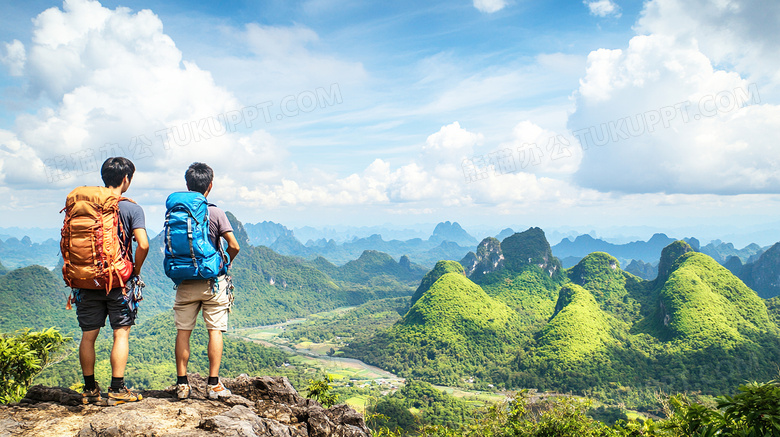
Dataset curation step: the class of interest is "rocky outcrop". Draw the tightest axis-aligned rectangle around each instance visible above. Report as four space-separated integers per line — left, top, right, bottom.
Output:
501 228 561 277
655 240 693 284
460 237 504 279
0 374 370 437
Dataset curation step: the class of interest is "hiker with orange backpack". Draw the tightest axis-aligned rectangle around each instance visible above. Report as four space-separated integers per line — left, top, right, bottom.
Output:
60 157 149 405
163 162 240 400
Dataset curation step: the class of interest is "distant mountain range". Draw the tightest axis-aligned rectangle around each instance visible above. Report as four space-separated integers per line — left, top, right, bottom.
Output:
0 236 60 270
552 233 769 276
244 220 480 267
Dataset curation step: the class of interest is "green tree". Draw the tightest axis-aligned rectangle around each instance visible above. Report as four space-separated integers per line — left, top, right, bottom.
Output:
0 328 69 403
306 375 338 407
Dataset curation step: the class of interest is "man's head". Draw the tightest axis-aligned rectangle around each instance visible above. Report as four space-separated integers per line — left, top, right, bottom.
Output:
185 162 214 195
101 157 135 190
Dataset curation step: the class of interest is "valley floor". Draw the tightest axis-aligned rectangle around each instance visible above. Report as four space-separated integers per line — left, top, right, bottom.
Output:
228 307 507 412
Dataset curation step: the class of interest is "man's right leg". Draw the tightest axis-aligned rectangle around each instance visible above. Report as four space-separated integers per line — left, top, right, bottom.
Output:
79 329 100 376
75 288 107 404
79 329 101 403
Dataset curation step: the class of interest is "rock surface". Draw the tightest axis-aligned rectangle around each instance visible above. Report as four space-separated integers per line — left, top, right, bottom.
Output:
0 374 370 437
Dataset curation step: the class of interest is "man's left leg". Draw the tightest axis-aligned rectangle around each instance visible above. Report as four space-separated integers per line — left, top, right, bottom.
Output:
106 289 142 404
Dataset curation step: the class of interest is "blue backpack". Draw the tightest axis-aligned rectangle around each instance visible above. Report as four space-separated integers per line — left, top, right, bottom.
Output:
163 192 229 283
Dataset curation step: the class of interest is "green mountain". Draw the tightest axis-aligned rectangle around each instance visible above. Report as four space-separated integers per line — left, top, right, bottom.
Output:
228 245 344 327
471 229 566 328
528 284 620 379
0 265 78 335
638 247 775 348
0 259 7 275
328 250 427 285
410 260 465 306
567 252 646 323
347 271 524 385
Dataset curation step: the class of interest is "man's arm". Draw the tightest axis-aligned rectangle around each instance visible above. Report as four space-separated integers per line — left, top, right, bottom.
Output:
221 231 240 263
133 228 149 276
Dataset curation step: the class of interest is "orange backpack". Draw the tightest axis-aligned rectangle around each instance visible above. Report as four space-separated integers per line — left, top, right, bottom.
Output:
60 187 134 299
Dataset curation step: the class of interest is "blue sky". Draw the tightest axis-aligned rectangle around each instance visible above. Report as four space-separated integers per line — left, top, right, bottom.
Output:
1 0 779 244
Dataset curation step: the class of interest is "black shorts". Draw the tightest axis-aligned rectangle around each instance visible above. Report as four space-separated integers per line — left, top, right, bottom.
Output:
74 288 136 331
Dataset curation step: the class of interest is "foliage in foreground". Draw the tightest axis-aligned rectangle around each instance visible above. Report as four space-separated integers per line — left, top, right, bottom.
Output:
368 379 780 437
306 375 338 407
0 328 69 403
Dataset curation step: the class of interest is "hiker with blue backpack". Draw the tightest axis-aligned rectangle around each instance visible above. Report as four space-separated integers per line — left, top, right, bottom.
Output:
163 162 240 400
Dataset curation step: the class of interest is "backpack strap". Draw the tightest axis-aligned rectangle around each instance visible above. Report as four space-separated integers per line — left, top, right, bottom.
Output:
206 203 231 271
186 214 197 269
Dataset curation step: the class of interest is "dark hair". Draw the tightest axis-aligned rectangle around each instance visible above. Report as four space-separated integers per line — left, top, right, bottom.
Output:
101 157 135 188
185 162 214 194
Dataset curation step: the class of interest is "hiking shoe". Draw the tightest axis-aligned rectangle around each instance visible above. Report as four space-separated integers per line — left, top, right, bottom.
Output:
177 383 191 400
82 383 102 404
107 386 143 405
207 381 232 399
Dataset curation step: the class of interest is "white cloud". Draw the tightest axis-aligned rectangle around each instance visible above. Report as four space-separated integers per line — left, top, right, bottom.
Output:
0 130 48 188
4 0 290 195
569 34 780 194
421 121 483 163
636 0 780 84
1 40 25 76
473 0 507 14
585 0 621 17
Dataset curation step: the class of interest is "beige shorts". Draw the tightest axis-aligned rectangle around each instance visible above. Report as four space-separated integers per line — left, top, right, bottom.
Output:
173 275 230 331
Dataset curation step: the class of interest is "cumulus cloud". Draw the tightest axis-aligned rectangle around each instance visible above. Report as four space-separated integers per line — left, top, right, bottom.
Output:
473 0 507 14
636 0 780 83
0 130 48 187
569 34 779 194
3 0 290 197
585 0 621 18
421 121 483 163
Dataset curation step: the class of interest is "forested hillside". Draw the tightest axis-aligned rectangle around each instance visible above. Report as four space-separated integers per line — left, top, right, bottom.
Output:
0 265 78 335
346 229 780 409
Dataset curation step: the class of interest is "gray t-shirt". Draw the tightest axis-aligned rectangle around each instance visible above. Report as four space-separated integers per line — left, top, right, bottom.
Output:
118 199 145 253
208 205 233 250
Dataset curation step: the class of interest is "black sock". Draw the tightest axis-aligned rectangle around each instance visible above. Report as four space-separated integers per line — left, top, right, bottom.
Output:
207 376 219 386
83 374 96 391
110 377 124 391
177 375 189 385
